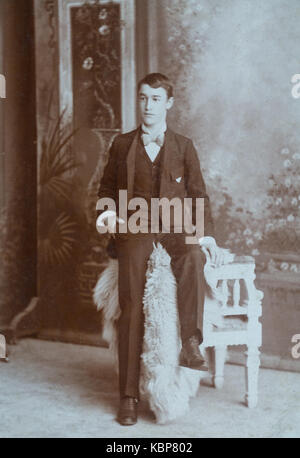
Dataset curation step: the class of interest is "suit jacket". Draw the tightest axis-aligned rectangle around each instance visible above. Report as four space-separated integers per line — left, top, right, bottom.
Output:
97 127 214 238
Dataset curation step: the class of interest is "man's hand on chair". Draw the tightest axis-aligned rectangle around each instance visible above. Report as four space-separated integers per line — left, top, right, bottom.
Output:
199 236 225 267
96 210 125 237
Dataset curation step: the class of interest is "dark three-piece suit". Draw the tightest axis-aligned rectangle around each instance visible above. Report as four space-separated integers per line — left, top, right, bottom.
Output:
97 127 214 399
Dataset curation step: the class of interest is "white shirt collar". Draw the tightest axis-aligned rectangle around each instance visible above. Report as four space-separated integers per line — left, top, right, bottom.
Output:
141 121 167 137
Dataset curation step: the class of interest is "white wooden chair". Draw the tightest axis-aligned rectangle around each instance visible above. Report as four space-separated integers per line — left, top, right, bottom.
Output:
201 255 263 408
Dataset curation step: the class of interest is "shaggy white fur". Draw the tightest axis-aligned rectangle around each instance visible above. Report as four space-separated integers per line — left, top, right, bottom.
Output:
93 259 120 367
93 243 225 423
140 243 202 423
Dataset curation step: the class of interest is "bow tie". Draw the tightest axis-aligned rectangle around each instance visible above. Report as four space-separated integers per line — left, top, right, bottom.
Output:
141 132 165 147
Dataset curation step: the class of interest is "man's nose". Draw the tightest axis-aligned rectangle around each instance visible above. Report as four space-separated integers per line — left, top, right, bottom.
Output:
145 98 152 110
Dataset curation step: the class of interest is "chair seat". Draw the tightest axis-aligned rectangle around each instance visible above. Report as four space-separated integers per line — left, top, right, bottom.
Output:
213 316 248 331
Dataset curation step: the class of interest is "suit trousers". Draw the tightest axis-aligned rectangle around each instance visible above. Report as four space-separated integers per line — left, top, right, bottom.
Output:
115 232 206 399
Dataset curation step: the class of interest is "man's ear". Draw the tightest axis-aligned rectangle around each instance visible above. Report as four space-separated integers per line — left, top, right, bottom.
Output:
166 97 174 110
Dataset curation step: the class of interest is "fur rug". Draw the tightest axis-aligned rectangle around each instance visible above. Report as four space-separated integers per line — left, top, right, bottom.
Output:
93 243 225 424
93 258 120 368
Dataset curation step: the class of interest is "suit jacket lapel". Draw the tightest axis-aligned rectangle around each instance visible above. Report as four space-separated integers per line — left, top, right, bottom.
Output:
159 127 182 198
126 128 140 201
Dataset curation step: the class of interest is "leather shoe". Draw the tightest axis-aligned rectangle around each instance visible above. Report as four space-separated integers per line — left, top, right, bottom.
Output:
117 396 138 426
180 335 208 371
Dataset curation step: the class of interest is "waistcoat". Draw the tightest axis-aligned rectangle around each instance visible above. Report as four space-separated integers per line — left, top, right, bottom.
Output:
130 137 165 232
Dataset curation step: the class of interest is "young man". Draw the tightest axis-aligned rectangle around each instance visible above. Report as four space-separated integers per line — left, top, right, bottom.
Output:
97 73 223 426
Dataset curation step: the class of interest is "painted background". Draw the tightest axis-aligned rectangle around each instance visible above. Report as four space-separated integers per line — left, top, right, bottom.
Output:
156 0 300 257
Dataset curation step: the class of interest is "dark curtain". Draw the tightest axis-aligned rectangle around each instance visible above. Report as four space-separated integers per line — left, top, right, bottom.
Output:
0 0 37 327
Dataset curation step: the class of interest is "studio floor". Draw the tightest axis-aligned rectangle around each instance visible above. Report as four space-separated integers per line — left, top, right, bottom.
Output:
0 338 299 438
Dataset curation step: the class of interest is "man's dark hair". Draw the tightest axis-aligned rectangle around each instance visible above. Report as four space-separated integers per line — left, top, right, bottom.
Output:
137 73 174 99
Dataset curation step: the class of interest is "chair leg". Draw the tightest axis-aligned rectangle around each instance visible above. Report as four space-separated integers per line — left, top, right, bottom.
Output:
213 346 227 389
244 346 260 408
200 345 214 385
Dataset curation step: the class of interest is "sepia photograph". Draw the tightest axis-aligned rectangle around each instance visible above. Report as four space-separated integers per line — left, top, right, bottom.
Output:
0 0 299 441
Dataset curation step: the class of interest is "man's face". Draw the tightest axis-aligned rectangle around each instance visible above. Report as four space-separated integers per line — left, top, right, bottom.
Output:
138 84 174 127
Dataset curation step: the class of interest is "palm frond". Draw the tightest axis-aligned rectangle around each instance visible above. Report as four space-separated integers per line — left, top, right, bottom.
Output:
52 128 79 159
42 177 72 202
39 110 80 203
46 108 68 158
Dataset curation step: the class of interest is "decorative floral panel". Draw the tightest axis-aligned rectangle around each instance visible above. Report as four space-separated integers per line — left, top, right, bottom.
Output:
71 3 121 130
